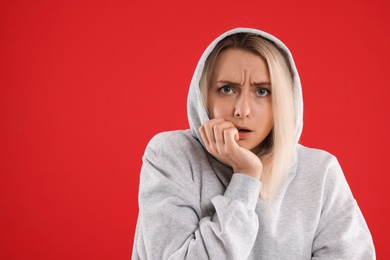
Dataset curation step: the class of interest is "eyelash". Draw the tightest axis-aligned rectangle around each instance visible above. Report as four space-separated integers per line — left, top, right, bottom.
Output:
256 88 271 97
218 85 271 97
219 85 234 95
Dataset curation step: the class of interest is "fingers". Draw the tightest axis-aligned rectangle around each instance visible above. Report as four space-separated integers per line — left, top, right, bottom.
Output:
199 118 224 153
224 127 240 154
213 121 236 154
199 119 262 178
199 125 208 146
199 119 238 155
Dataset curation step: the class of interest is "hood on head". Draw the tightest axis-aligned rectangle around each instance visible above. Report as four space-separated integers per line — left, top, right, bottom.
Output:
187 27 303 149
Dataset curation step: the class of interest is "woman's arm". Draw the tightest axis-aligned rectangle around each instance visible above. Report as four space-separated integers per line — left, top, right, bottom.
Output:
311 158 376 259
132 132 261 260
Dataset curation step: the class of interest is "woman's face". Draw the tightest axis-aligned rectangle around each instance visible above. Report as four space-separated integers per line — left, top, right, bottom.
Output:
207 48 273 153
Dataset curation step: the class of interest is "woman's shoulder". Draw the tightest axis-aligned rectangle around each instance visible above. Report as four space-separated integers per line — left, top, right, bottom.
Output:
148 129 198 145
295 144 344 181
296 143 338 166
146 129 202 151
292 144 356 211
144 129 206 162
141 129 211 189
295 144 347 187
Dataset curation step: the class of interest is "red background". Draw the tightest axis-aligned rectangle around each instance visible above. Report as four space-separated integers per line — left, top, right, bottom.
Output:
1 0 389 259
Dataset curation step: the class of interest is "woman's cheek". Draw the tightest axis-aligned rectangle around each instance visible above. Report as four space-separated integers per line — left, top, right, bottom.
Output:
210 106 229 119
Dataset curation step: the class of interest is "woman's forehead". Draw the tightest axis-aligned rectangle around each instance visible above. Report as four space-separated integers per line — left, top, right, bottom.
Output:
212 49 269 82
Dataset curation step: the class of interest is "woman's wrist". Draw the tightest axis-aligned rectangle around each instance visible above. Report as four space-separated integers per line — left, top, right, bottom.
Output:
233 165 262 180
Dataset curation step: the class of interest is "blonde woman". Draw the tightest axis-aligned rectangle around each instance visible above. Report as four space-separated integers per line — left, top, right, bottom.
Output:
132 28 375 259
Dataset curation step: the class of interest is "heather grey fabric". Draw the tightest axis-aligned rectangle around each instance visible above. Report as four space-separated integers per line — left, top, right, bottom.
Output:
132 28 375 260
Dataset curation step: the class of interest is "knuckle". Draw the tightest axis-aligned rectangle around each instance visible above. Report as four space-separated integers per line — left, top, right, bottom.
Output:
225 121 234 127
225 127 234 135
222 121 231 128
213 125 221 133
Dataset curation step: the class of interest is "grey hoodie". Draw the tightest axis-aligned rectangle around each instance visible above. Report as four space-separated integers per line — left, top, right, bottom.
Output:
132 28 375 259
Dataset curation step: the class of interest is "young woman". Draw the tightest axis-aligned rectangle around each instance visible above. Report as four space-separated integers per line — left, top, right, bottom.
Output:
132 28 375 259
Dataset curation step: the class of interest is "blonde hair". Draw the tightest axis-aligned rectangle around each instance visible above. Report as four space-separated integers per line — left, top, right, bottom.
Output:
200 33 296 200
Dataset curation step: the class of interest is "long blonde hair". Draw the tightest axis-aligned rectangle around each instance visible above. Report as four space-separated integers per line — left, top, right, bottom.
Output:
200 33 296 200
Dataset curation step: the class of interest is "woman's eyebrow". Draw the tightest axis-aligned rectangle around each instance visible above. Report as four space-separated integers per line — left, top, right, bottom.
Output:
216 80 240 85
216 80 271 86
253 82 271 86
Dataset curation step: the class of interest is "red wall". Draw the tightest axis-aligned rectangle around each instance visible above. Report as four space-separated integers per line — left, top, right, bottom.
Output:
1 0 389 259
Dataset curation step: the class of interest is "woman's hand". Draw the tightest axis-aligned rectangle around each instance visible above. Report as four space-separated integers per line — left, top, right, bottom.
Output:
199 118 263 180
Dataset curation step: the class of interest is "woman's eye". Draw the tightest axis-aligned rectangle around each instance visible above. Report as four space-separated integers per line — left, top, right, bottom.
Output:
256 88 270 97
219 86 234 95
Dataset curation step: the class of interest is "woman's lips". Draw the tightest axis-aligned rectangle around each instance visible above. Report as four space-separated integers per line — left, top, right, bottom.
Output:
237 129 253 139
233 125 253 139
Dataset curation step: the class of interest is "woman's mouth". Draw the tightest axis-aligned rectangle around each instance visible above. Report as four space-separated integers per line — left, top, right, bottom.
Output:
237 127 253 139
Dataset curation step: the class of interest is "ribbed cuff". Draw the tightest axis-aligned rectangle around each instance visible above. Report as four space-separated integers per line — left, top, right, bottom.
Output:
224 173 261 210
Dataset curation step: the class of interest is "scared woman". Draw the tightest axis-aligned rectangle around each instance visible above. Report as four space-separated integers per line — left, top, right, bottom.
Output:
132 28 375 259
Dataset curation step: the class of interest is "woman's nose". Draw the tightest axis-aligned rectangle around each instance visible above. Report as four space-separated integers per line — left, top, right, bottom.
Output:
234 92 251 118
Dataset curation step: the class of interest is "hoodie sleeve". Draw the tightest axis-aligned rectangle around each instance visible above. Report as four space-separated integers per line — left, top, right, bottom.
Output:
311 157 376 259
132 132 261 260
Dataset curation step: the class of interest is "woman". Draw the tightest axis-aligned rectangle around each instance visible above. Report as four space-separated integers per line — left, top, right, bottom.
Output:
132 28 375 259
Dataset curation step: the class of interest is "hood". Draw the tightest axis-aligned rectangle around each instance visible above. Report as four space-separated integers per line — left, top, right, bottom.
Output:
187 27 303 148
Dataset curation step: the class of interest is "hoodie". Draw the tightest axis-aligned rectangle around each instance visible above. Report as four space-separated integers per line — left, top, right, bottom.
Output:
132 28 375 260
